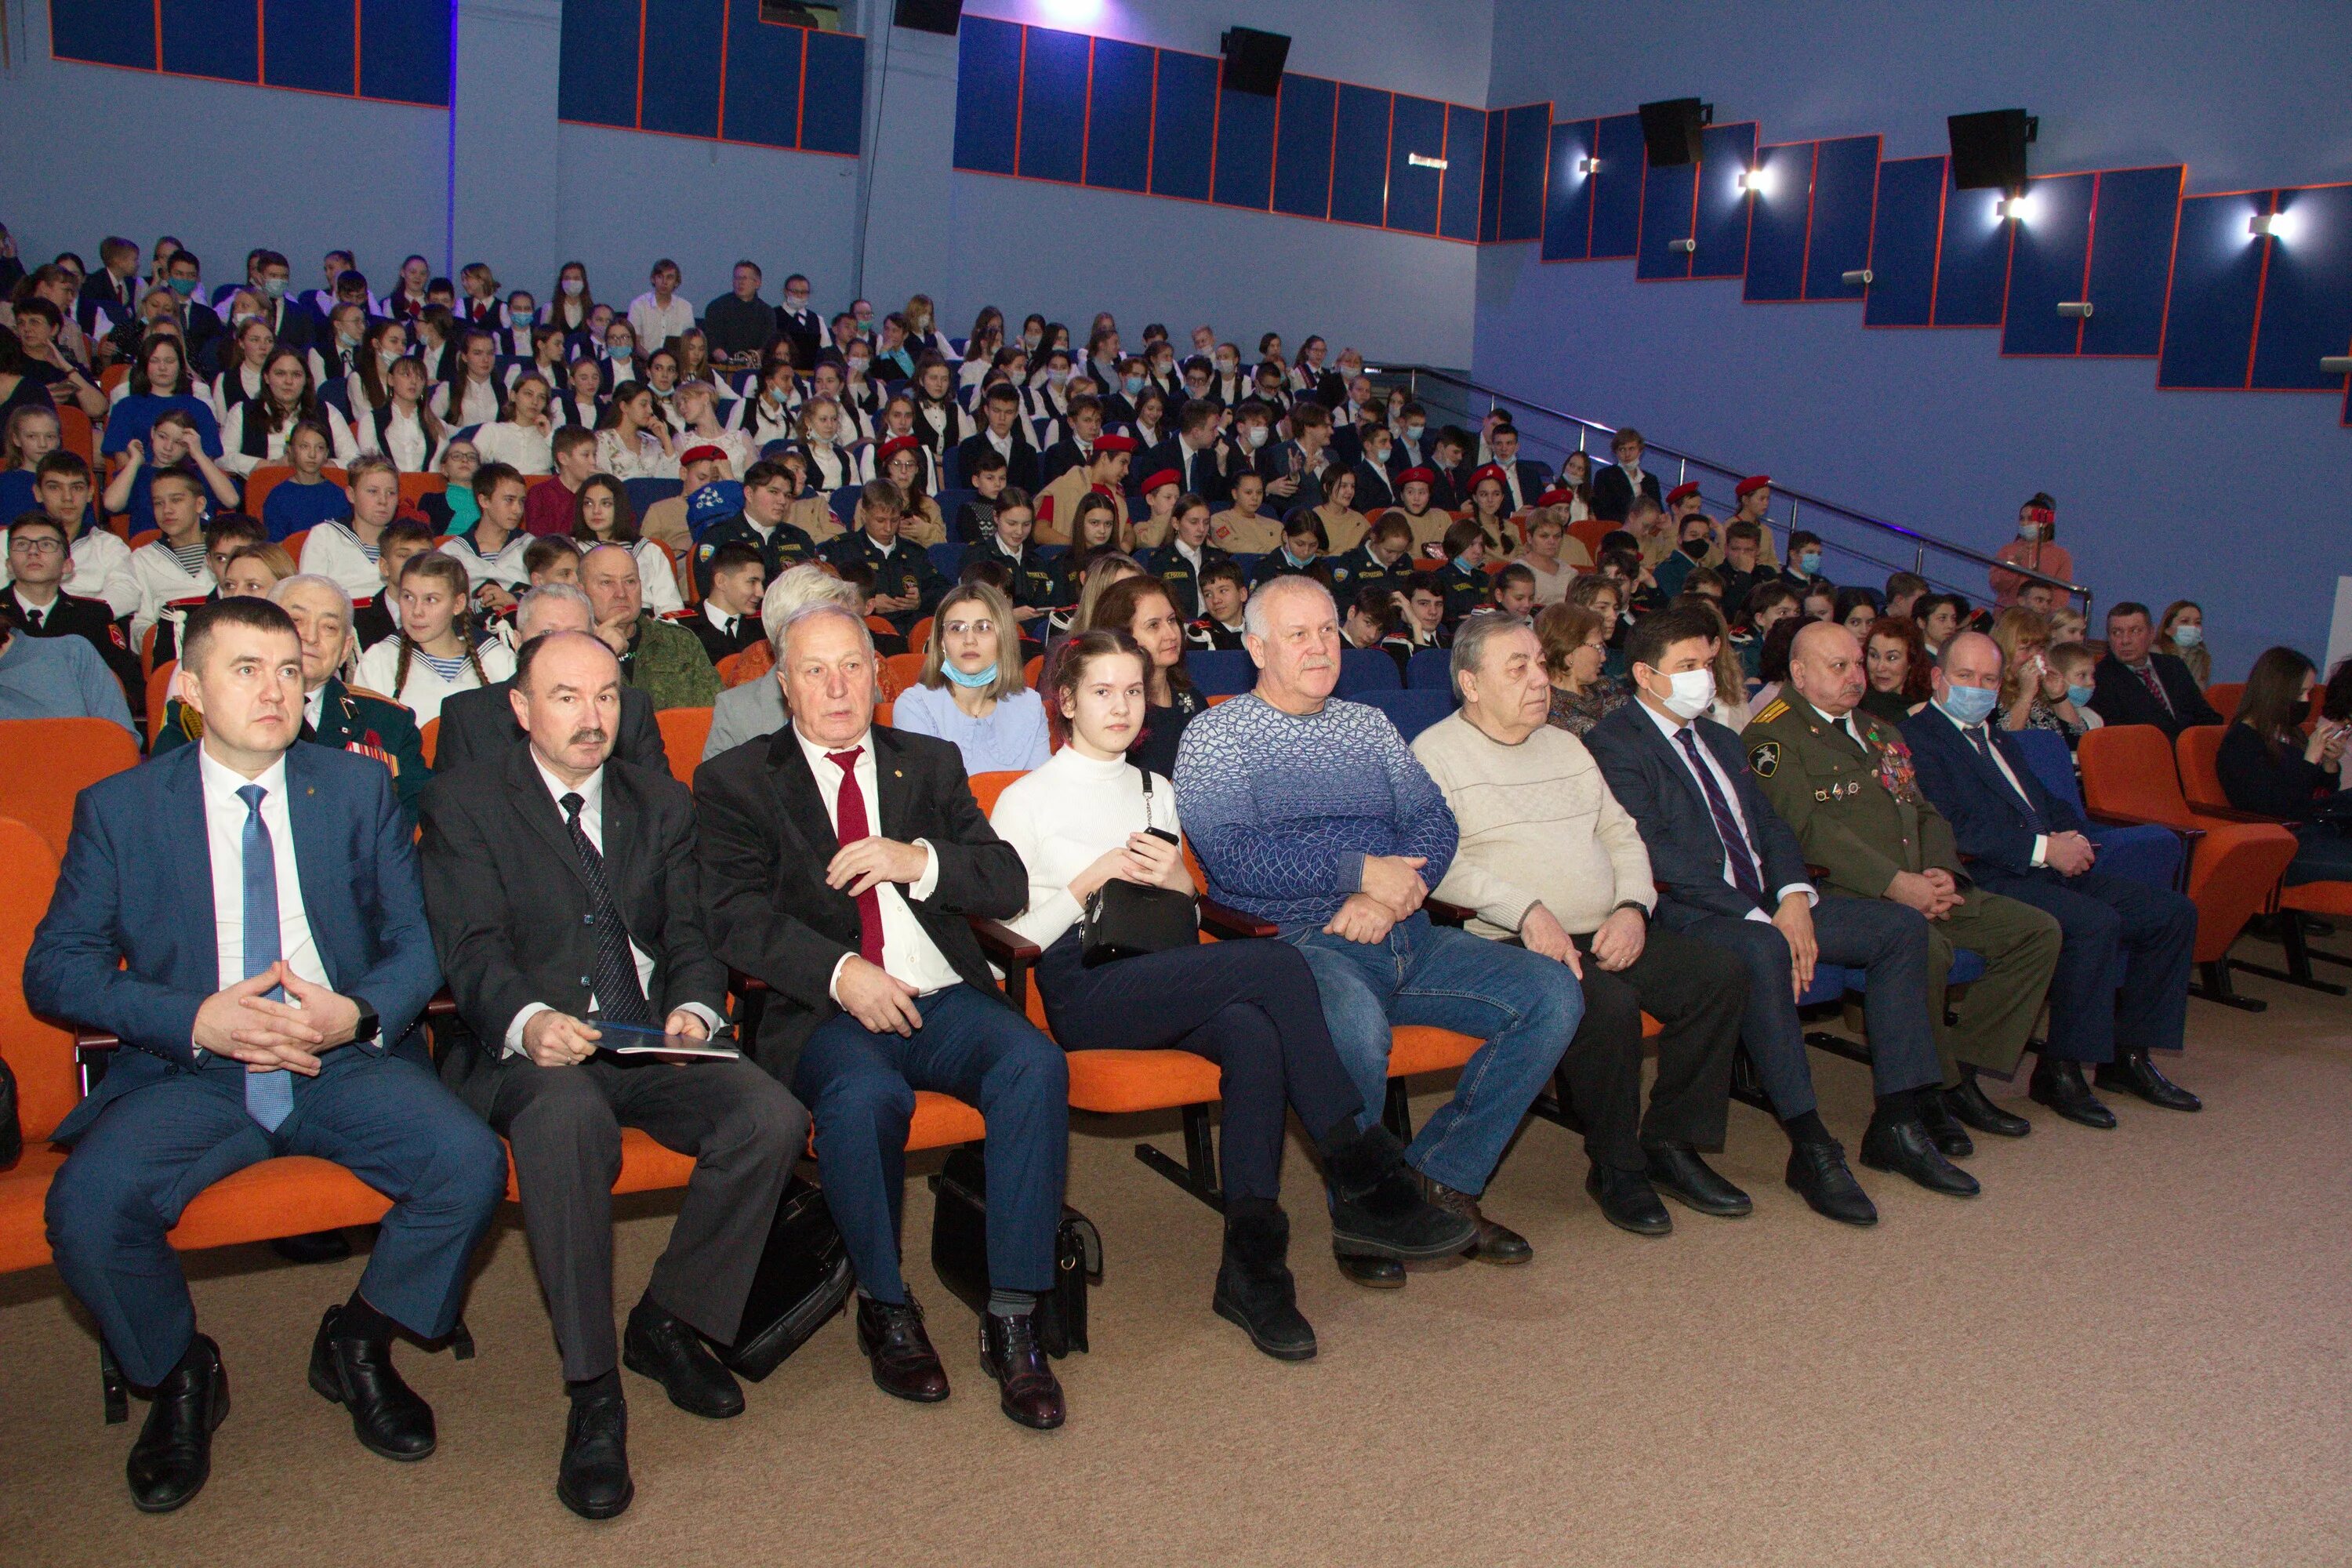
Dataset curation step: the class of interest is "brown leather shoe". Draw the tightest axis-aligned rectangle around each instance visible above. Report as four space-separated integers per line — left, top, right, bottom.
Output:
1417 1175 1533 1264
855 1294 949 1404
978 1311 1065 1431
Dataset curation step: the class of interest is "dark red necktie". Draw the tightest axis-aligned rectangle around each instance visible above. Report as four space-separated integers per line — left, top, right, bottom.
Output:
826 748 887 968
2136 662 2174 716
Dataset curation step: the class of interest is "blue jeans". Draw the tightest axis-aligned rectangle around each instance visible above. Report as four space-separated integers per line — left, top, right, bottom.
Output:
1283 913 1601 1194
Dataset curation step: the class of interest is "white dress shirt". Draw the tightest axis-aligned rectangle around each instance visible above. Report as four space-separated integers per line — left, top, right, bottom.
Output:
794 725 960 1000
504 757 724 1054
200 747 328 1004
1639 700 1813 920
1929 701 2050 867
627 292 697 351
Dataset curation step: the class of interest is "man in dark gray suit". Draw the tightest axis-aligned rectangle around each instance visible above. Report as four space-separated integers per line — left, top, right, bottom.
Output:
419 630 807 1522
432 585 664 774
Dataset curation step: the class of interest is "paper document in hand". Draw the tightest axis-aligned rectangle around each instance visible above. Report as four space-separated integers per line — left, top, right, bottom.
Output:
593 1021 743 1062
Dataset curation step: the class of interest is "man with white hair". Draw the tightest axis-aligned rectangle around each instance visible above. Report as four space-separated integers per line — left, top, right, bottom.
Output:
702 563 858 760
695 599 1072 1432
433 583 664 774
1176 575 1630 1280
579 542 720 711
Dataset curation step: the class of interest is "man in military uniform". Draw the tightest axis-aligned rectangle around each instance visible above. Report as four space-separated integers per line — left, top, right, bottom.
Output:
691 459 820 595
155 573 427 825
1744 622 2061 1140
820 479 947 638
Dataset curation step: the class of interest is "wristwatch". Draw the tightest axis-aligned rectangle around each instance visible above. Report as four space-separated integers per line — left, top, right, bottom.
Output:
350 1000 380 1045
1610 900 1650 922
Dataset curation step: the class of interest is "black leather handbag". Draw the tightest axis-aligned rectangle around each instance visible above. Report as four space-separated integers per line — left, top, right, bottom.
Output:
1077 770 1198 967
928 1146 1102 1357
719 1174 855 1381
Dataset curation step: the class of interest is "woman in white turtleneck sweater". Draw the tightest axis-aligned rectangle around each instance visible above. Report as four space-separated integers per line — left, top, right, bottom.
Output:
985 628 1472 1360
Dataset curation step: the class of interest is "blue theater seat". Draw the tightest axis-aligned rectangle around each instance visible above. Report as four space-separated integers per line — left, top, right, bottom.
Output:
1187 649 1254 696
1335 648 1403 696
1406 648 1454 692
1355 688 1454 742
2008 728 2184 890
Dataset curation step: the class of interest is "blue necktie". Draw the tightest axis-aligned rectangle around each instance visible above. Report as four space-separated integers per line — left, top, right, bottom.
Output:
238 784 294 1131
1967 724 2042 824
1676 727 1770 909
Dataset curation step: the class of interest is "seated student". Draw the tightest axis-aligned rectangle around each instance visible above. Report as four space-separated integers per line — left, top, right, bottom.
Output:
1185 559 1250 652
1382 466 1451 560
351 520 437 650
2091 601 2222 739
0 588 136 734
891 583 1050 774
1052 495 1127 602
1169 396 1231 507
472 368 556 477
433 334 503 443
1775 528 1827 595
1083 574 1203 779
1905 631 2202 1120
298 453 404 610
2027 639 2104 747
1882 570 1929 623
1490 562 1538 620
687 542 768 665
1479 420 1549 514
1514 506 1584 605
731 349 804 450
28 597 505 1514
126 468 226 654
105 408 241 540
691 457 822 594
1340 582 1415 682
1652 508 1721 602
1326 510 1416 606
259 419 354 541
1037 431 1134 549
2218 647 2352 884
1249 512 1328 588
1705 519 1762 622
1417 612 1748 1229
1039 393 1108 488
1127 466 1183 553
956 381 1044 495
219 348 359 478
1177 576 1628 1276
1350 419 1397 514
952 445 1012 542
1208 470 1281 556
967 488 1055 638
1432 520 1492 630
552 354 609 433
1 406 63 524
421 628 807 1520
355 356 447 474
102 333 223 459
822 478 946 639
354 551 517 726
993 627 1472 1356
873 436 949 548
441 461 533 615
572 474 684 616
525 426 598 537
695 599 1076 1430
1145 492 1229 620
1265 400 1337 514
795 396 872 499
9 452 136 621
2 511 143 706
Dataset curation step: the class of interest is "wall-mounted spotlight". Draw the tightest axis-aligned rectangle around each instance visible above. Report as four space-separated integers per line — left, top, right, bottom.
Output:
2322 355 2352 376
1998 192 2033 223
2056 301 2094 318
1842 269 1874 288
1669 238 1697 253
2249 211 2297 242
1578 157 1601 176
1736 167 1771 196
1407 153 1449 170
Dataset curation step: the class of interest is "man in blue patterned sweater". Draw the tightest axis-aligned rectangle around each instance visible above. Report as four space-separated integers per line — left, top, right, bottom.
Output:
1175 575 1653 1285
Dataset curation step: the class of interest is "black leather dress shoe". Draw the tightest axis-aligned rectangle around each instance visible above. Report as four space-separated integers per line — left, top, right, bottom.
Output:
1332 1251 1406 1288
1420 1175 1534 1262
557 1393 633 1520
308 1306 435 1461
978 1311 1065 1431
1858 1117 1982 1197
856 1295 949 1403
1584 1164 1672 1236
1915 1092 1975 1159
1944 1070 2032 1138
127 1335 228 1514
2096 1051 2202 1112
269 1229 352 1265
2031 1059 2118 1129
1784 1142 1878 1227
1644 1143 1753 1218
1322 1127 1481 1261
622 1299 744 1419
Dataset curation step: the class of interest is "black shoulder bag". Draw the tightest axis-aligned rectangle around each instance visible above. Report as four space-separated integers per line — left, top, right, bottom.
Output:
1077 770 1198 967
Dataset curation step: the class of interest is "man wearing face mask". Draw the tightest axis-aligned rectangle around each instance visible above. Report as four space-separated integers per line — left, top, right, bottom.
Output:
775 273 821 371
1744 622 2061 1151
1903 633 2201 1125
1653 513 1720 601
1989 493 2074 608
1777 529 1827 592
1586 607 1961 1225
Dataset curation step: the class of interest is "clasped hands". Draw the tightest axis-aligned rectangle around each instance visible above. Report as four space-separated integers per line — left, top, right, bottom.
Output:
1323 854 1428 945
191 963 361 1076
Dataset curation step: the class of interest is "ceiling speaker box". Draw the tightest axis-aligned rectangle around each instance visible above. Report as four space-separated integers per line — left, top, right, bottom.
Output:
1220 27 1290 97
1947 108 2037 191
894 0 963 36
1638 97 1708 167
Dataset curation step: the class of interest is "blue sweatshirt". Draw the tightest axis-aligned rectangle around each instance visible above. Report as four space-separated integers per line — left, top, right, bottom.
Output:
1173 691 1457 930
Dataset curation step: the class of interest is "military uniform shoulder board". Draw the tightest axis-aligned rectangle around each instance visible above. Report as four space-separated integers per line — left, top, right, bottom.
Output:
1748 739 1780 777
1754 699 1789 725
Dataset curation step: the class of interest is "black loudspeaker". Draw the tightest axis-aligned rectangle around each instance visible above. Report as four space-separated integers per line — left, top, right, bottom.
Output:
894 0 963 35
1220 27 1290 97
1638 97 1709 167
1947 108 2037 191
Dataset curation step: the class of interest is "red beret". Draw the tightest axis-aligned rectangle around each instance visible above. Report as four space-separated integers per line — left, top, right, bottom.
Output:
1094 433 1138 454
1665 481 1700 504
679 444 728 468
1138 467 1181 494
1468 463 1509 491
877 435 922 461
1734 474 1771 499
1397 466 1437 487
2024 504 2055 524
1536 485 1576 507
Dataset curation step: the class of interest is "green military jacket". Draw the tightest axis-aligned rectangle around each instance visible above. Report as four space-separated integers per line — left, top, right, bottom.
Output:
154 676 429 822
1740 688 1960 902
622 613 721 711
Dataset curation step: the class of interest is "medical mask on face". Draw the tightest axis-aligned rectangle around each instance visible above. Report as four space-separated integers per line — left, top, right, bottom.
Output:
169 278 197 298
562 278 585 296
1047 367 1069 387
1658 667 1716 721
1023 332 1042 350
262 278 288 299
1681 539 1709 561
609 341 632 360
1246 425 1269 449
1404 423 1425 441
1940 683 2001 728
1798 550 1821 575
1366 445 1389 466
2018 522 2042 540
1123 375 1145 395
943 660 1000 690
2065 682 2095 709
1216 358 1237 375
2171 624 2202 648
786 292 810 310
338 330 361 349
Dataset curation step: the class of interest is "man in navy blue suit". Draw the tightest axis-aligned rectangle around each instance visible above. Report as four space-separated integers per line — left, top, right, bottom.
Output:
1904 631 2202 1126
28 597 506 1515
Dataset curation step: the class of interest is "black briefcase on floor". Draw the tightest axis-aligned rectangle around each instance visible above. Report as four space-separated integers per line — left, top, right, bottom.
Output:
927 1146 1102 1358
720 1174 856 1381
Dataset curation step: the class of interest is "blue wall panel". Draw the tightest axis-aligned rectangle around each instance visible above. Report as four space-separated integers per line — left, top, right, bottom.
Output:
1636 161 1697 280
358 0 447 105
1690 121 1755 278
1494 103 1549 243
2158 191 2270 389
952 16 1021 172
1384 95 1444 234
162 0 258 82
1541 118 1595 261
2079 165 2180 356
1588 114 1646 259
2251 183 2352 390
638 0 724 138
53 0 155 69
1083 37 1153 193
265 0 354 95
1477 103 1506 241
721 0 804 149
1015 27 1087 183
1272 74 1336 219
1933 183 2010 327
1328 83 1389 227
1148 49 1215 201
1743 141 1813 301
1211 77 1275 210
1439 104 1485 243
558 0 638 126
1803 135 1878 300
796 28 860 154
1864 154 1944 326
2002 172 2095 354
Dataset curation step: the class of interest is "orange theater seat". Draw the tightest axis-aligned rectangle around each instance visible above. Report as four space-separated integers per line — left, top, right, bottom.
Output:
241 464 296 517
880 651 927 699
725 641 775 687
419 716 441 768
1063 1048 1224 1114
2174 725 2229 811
2205 683 2245 724
1023 653 1044 688
1388 1025 1483 1077
909 615 935 654
655 706 713 784
0 719 141 856
56 406 96 464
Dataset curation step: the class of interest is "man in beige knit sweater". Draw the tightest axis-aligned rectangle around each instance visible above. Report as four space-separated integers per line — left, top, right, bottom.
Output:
1414 612 1753 1229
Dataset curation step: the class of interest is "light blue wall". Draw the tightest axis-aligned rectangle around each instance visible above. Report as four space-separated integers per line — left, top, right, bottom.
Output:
1472 0 2352 682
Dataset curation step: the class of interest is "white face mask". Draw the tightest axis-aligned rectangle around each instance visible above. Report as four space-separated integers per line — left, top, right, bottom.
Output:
2019 522 2042 540
1245 425 1269 448
561 278 584 296
1657 666 1716 721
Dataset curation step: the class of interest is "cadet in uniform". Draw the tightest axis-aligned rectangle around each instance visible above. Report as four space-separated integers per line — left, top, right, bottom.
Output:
1325 512 1416 607
1142 494 1229 620
820 478 948 637
691 458 820 594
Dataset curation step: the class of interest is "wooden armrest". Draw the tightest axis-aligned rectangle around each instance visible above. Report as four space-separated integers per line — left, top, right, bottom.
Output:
968 917 1042 965
1200 898 1278 940
728 969 773 996
1424 897 1474 927
76 991 459 1053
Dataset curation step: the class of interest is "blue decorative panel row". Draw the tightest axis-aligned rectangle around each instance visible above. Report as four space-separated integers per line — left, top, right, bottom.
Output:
53 0 448 105
1494 103 1551 243
2250 183 2352 391
1863 155 1945 325
1213 75 1277 210
2002 172 2096 355
1385 95 1444 234
266 0 355 96
641 0 726 141
1804 136 1879 300
1542 118 1598 260
1272 74 1337 219
2158 192 2270 388
1589 114 1647 258
1743 142 1815 302
722 0 806 151
1691 122 1758 279
2080 166 2181 356
163 0 256 84
557 2 862 155
1149 49 1217 202
1329 83 1389 227
1636 158 1697 281
1083 38 1152 194
1934 183 2011 327
1017 26 1087 183
952 15 1020 175
1442 104 1486 243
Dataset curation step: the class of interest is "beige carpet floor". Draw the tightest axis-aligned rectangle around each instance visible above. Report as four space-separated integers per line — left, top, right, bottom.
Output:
5 953 2349 1568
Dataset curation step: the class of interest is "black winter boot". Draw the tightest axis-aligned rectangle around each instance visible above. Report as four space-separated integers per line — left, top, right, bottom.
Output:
1211 1202 1316 1360
1319 1120 1479 1261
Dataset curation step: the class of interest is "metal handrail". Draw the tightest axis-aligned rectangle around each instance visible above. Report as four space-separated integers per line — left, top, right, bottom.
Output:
1374 364 2092 615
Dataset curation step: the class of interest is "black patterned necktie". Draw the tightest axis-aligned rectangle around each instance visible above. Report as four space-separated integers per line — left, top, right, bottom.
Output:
1676 726 1770 909
561 792 652 1025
